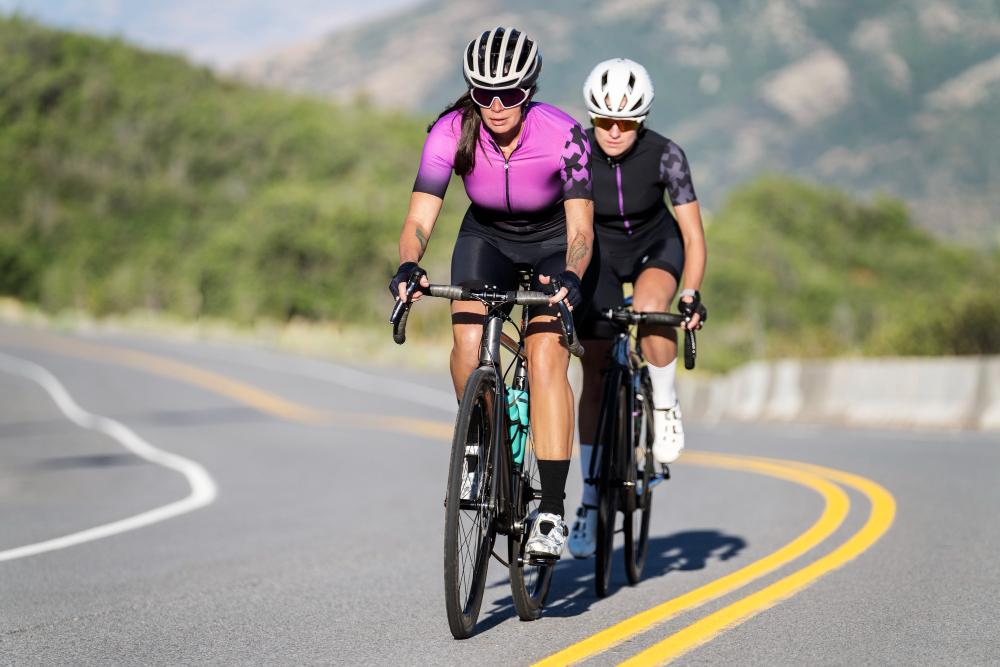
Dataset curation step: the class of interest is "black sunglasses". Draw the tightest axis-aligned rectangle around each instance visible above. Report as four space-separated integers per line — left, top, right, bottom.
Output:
470 86 530 109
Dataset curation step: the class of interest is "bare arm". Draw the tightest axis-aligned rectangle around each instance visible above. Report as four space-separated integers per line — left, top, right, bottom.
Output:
674 200 707 327
564 198 595 277
396 191 443 300
542 197 594 306
399 191 444 264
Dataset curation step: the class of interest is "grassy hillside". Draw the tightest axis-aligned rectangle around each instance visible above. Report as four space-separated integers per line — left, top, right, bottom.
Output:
0 16 463 331
2 17 997 370
700 177 1000 369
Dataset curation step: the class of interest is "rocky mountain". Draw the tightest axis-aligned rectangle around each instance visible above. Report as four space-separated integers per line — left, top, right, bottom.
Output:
238 0 1000 245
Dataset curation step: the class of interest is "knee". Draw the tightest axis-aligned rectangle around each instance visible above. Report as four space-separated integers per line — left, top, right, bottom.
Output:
526 334 568 377
452 327 480 362
632 294 670 313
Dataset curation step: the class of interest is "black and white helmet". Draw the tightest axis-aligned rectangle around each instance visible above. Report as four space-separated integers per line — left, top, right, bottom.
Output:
583 58 655 122
463 27 542 90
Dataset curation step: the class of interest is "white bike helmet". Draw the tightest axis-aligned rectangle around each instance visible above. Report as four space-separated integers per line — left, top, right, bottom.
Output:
583 58 655 122
463 27 542 90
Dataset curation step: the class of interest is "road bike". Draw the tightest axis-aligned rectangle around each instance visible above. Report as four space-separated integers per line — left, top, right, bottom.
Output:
589 300 698 597
390 268 583 638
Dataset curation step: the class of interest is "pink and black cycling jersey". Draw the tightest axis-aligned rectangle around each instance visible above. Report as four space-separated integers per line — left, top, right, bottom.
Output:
413 102 591 239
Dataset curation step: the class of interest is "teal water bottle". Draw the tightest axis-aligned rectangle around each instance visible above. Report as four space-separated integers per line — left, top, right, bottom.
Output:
507 386 529 465
507 361 529 465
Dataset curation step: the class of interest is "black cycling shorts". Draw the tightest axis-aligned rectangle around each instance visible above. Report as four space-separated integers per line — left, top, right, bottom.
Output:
577 220 685 340
450 206 567 316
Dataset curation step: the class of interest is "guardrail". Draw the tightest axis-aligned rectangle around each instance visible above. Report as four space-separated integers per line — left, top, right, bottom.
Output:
676 356 1000 431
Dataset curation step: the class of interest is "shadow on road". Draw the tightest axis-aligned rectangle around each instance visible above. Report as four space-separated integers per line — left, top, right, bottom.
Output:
478 529 747 629
37 453 144 469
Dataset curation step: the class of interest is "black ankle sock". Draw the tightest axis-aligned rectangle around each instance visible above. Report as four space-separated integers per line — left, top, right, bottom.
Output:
537 458 570 519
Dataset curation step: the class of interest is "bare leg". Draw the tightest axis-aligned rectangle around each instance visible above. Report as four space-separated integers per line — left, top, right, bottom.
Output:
449 300 487 399
633 268 678 367
524 314 573 460
634 268 685 462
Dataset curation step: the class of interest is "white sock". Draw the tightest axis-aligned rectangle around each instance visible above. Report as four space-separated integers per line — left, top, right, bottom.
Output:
578 444 599 506
647 359 678 409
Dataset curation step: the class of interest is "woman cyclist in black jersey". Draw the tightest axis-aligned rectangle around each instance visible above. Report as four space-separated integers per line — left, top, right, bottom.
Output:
568 58 707 559
390 28 595 559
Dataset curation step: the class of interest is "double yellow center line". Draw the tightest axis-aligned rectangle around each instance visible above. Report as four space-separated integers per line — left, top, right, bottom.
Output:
538 453 895 665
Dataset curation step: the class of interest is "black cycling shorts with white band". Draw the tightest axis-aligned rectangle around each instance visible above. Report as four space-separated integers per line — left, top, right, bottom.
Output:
450 207 568 318
577 220 685 340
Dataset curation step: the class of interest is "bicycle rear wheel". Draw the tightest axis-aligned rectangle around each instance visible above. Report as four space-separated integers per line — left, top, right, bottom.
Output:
444 368 499 639
624 369 654 585
508 434 555 620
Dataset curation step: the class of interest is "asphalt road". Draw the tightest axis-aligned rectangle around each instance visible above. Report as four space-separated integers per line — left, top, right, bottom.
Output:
1 322 998 665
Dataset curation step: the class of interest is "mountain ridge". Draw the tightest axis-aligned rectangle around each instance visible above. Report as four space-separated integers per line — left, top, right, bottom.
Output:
238 0 1000 245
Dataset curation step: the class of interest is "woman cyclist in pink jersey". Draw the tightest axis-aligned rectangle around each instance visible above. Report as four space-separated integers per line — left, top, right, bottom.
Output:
568 59 708 559
390 27 594 558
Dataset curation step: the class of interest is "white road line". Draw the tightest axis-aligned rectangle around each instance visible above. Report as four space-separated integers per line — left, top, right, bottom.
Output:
0 352 218 562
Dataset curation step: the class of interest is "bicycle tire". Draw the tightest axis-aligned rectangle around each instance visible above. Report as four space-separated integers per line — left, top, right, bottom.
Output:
443 367 499 639
624 369 654 585
594 370 624 598
508 435 555 620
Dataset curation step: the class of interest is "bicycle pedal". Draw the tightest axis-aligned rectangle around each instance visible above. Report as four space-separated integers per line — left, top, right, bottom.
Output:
522 554 559 566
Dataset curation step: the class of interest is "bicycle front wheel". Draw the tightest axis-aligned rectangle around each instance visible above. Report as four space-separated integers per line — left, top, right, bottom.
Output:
444 367 499 639
509 434 555 620
624 369 654 585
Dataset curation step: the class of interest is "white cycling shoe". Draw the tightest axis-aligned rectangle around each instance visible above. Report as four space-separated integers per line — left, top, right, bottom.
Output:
652 402 685 463
525 512 568 559
568 504 598 559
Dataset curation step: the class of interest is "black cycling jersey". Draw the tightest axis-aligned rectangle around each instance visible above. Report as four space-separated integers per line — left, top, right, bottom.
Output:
578 128 698 340
586 127 696 234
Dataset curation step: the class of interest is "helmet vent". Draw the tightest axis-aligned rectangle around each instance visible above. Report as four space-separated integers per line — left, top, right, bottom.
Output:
515 45 531 72
601 71 608 88
629 96 644 111
628 73 636 92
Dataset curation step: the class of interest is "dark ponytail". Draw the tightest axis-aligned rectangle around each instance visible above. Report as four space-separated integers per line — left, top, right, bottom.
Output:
428 92 481 176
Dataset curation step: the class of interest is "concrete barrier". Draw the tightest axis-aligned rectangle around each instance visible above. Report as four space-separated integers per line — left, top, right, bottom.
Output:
677 355 999 432
978 357 1000 431
762 359 803 421
721 361 771 421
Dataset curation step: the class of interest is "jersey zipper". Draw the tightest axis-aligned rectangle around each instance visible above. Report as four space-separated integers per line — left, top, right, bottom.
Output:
614 161 632 235
491 138 519 213
504 159 512 213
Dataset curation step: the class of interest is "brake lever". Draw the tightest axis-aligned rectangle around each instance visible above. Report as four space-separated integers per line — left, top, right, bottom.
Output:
389 268 427 325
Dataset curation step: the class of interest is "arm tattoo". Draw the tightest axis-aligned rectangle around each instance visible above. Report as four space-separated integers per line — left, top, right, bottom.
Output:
566 233 589 271
415 227 428 254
